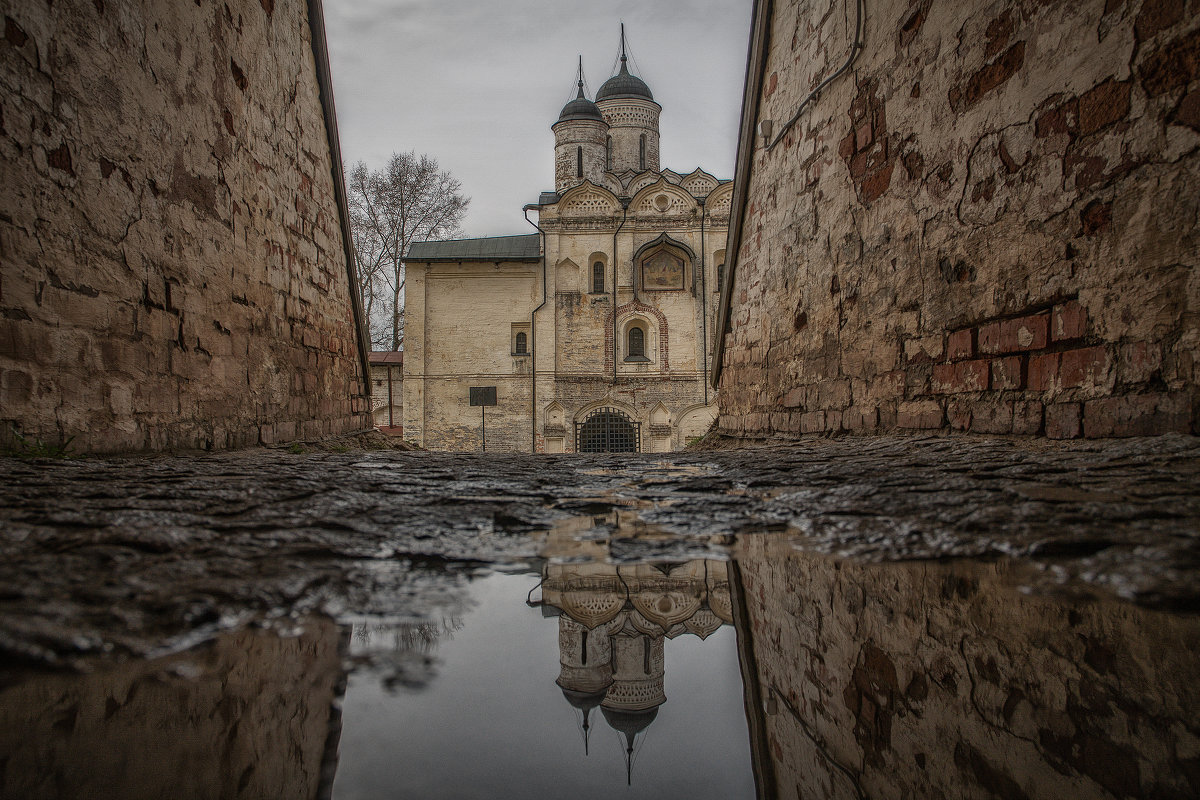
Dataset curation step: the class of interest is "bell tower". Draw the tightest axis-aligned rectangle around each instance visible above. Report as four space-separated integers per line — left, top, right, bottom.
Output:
595 26 660 174
551 58 609 193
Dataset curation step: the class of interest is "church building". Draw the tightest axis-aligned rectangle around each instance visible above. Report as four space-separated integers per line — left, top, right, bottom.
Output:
403 36 731 453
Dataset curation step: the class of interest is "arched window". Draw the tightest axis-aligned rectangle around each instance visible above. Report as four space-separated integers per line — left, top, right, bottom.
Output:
626 325 646 360
515 331 528 355
592 261 605 293
606 136 612 170
576 146 583 179
639 135 646 170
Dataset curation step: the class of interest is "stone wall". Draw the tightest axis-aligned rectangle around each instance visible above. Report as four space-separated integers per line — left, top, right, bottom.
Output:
735 539 1200 799
716 0 1199 439
0 0 371 453
0 620 344 800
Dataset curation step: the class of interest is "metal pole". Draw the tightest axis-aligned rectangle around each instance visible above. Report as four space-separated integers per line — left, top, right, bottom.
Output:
387 364 394 427
482 405 486 452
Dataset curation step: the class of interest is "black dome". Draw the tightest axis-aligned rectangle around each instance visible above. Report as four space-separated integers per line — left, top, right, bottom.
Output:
558 85 605 123
596 59 653 102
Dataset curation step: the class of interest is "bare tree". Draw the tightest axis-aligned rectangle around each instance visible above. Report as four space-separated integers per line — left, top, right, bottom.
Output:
347 152 469 350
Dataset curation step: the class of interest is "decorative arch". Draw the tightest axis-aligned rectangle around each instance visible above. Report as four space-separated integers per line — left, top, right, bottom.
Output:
557 181 621 217
588 251 608 294
624 170 661 195
555 257 580 292
630 179 697 215
682 168 719 196
603 301 669 372
649 402 670 426
704 181 734 214
634 233 695 293
572 397 641 425
544 401 565 427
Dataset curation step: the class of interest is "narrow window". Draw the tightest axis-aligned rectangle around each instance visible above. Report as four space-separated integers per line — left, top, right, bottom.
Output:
592 261 605 293
716 262 725 289
576 146 583 179
606 136 612 170
581 630 588 665
639 135 646 170
515 331 528 355
627 326 645 359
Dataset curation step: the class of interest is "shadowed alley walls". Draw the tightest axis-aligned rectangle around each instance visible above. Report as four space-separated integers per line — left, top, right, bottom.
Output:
0 0 371 452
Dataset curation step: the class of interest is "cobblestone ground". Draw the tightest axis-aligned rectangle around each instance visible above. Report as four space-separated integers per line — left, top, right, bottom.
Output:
1 434 1198 669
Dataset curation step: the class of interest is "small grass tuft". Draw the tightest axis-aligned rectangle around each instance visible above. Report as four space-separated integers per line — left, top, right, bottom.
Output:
5 428 76 459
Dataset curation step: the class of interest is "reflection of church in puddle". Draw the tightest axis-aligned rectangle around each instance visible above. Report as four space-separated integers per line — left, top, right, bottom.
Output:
532 559 733 782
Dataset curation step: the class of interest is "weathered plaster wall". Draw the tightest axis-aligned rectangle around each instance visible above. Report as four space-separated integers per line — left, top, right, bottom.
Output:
0 0 370 452
718 0 1199 439
736 539 1200 799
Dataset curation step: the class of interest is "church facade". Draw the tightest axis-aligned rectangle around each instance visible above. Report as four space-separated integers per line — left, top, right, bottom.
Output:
403 44 731 453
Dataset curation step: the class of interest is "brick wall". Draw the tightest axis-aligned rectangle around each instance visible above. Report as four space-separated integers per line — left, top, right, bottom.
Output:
0 0 371 452
735 537 1200 798
717 0 1199 439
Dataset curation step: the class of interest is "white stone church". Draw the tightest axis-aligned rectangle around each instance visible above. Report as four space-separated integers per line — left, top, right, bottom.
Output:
403 36 731 453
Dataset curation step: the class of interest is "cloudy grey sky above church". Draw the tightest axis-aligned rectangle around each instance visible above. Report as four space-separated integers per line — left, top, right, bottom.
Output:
324 1 753 238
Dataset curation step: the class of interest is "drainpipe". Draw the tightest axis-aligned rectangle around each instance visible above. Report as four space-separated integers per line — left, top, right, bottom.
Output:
386 363 394 427
698 197 708 406
613 200 630 385
524 205 548 453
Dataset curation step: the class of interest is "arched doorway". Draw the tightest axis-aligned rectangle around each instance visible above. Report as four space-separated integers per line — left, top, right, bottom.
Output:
575 408 640 453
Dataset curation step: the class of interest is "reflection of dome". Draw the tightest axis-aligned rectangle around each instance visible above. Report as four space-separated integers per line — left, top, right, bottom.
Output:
560 685 607 711
601 705 659 737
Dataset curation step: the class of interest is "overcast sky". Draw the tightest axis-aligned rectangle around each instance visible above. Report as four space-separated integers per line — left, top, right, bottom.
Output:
324 1 753 238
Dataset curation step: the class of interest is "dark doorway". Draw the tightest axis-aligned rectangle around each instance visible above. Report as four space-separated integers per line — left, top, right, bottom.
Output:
575 407 640 453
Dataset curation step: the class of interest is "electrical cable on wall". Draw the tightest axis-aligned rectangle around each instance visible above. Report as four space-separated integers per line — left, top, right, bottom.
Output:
764 0 865 152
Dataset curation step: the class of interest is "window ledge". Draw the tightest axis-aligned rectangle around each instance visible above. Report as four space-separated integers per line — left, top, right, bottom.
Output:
512 352 531 358
623 355 651 363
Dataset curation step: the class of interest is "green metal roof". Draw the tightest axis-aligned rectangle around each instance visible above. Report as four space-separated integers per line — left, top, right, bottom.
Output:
406 234 541 262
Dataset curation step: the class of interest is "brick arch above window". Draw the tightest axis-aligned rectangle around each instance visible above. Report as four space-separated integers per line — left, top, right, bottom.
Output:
604 301 670 372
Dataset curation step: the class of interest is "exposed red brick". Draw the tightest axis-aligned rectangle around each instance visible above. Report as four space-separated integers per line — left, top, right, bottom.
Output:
782 387 806 408
46 143 74 176
991 356 1024 390
1035 96 1078 138
947 328 975 360
984 10 1015 58
1059 346 1109 388
981 314 1048 355
856 123 873 151
230 58 248 92
1084 393 1191 437
932 359 989 394
1077 79 1131 136
800 411 825 433
977 322 1002 354
1080 200 1113 235
1046 403 1081 439
949 41 1026 113
1169 88 1200 131
766 72 778 97
1028 352 1060 392
1138 27 1200 97
1052 301 1087 342
843 405 878 430
1134 0 1184 42
860 161 894 204
899 3 928 48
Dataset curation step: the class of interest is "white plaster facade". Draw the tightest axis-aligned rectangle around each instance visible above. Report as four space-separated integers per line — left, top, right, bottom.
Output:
403 47 729 453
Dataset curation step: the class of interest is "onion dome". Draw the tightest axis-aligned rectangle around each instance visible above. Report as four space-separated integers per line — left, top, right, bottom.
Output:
558 81 605 123
597 56 654 102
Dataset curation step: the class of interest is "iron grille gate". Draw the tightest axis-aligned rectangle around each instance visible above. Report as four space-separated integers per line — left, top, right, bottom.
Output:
575 407 641 453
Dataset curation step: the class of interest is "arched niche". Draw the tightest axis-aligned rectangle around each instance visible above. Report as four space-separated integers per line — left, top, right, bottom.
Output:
634 233 695 293
555 258 580 293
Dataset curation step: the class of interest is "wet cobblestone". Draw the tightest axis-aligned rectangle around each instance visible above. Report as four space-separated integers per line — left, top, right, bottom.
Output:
1 434 1198 668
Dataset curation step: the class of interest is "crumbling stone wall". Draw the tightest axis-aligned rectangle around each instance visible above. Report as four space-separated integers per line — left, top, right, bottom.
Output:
718 0 1199 438
736 539 1200 799
0 0 370 452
